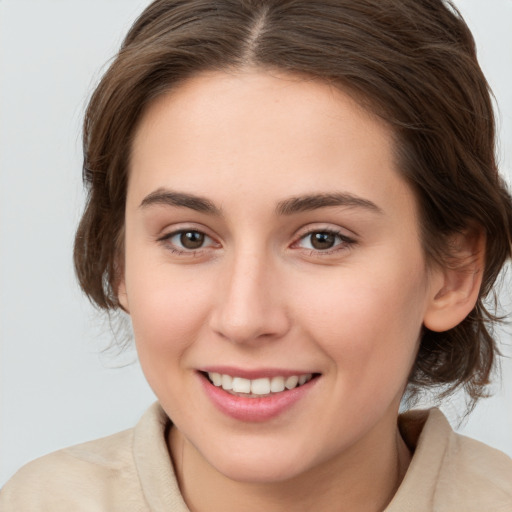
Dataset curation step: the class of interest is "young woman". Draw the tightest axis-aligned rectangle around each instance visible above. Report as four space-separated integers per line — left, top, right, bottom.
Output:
2 0 512 510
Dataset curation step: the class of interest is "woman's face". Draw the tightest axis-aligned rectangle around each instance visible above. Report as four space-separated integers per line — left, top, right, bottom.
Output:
120 71 439 482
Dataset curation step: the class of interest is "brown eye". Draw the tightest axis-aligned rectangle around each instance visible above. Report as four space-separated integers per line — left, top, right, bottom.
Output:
310 232 336 250
295 229 355 254
180 231 205 249
159 229 218 254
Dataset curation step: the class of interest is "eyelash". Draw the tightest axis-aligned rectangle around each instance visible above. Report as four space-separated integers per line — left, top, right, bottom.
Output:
157 229 217 256
293 229 357 255
157 228 357 257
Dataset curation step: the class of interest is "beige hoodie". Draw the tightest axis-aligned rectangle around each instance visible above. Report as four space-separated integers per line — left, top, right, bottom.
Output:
1 404 512 511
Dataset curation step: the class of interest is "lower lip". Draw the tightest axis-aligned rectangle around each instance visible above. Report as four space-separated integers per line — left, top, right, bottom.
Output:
199 373 318 422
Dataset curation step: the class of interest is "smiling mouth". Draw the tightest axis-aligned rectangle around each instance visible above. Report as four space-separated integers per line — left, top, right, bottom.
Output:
203 371 319 397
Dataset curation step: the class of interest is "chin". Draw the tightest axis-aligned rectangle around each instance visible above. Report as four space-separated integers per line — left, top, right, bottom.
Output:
214 458 307 484
199 438 321 484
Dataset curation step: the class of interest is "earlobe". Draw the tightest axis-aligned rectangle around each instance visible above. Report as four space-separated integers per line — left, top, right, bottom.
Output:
423 229 485 333
113 241 129 313
116 279 130 314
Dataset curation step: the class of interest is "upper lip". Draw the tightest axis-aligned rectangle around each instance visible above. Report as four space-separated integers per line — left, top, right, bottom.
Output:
198 366 319 380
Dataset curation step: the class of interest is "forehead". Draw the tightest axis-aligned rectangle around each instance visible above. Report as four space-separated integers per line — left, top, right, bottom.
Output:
133 70 388 152
129 70 417 224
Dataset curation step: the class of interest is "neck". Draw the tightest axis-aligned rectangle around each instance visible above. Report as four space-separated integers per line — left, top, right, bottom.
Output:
169 418 411 512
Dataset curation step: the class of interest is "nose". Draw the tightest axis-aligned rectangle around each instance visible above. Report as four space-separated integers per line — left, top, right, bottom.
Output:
209 250 291 345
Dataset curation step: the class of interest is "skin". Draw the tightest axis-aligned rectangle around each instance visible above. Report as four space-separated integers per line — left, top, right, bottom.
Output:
119 70 480 512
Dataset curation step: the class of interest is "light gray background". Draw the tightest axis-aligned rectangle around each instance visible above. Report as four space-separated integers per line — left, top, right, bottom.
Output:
1 0 511 487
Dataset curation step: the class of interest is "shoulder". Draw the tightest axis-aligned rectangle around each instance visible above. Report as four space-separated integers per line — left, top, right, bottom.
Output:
436 412 512 509
0 403 179 512
390 408 512 512
0 427 149 512
0 402 181 512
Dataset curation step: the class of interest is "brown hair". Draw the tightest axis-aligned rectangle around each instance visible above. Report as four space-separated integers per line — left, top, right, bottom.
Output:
74 0 512 404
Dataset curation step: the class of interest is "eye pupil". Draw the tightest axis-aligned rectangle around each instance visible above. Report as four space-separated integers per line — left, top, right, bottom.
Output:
311 232 336 250
180 231 204 249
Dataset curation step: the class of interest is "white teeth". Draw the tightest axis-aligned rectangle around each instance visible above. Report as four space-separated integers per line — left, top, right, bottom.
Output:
285 375 299 389
232 377 251 393
207 372 314 395
251 378 271 395
221 374 233 390
210 372 222 386
270 376 285 393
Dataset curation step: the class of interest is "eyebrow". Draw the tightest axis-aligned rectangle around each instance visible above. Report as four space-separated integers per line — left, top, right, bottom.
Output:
139 188 222 215
139 188 382 217
276 193 382 215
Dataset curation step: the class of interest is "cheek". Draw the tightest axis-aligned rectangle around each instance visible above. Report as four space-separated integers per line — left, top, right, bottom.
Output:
125 257 215 359
125 265 217 408
293 260 427 381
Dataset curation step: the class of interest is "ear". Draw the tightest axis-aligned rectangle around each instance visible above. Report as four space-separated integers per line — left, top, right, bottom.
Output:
113 251 130 314
112 229 130 313
423 228 485 332
116 277 130 314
